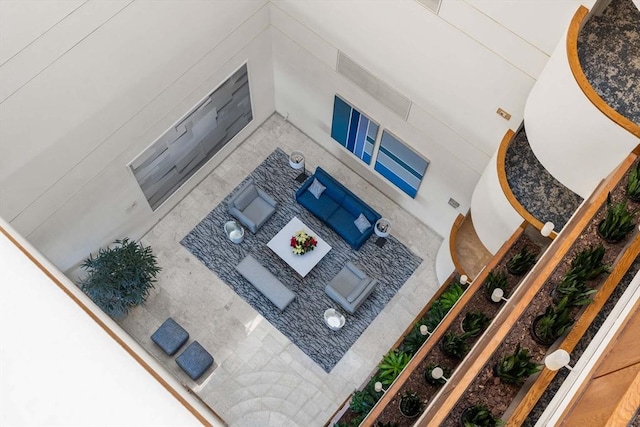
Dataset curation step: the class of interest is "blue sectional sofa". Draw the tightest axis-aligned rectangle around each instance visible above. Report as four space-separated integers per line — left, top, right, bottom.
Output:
296 167 381 250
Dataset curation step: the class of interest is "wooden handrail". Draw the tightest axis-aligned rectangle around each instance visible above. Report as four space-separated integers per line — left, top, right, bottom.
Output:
567 6 640 138
449 213 467 277
496 129 558 239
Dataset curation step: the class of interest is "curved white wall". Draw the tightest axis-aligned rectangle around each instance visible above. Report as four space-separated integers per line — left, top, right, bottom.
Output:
524 27 640 198
436 236 455 285
470 153 524 254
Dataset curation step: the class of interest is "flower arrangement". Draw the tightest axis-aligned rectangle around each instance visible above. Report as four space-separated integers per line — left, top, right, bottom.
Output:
290 230 317 255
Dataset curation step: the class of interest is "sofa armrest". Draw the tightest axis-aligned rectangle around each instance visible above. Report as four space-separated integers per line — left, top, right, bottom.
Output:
229 206 257 233
257 188 277 208
345 262 367 280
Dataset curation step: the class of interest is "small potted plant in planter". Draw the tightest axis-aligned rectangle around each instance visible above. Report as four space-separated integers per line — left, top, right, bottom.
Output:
568 245 610 280
461 311 491 337
460 404 501 427
398 391 424 418
531 297 574 346
441 332 470 360
626 161 640 202
554 273 597 307
597 193 637 243
506 247 537 276
424 363 452 386
376 349 411 387
494 343 541 385
484 269 509 302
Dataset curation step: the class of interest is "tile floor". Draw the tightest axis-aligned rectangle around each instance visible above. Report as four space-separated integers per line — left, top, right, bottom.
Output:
117 114 443 427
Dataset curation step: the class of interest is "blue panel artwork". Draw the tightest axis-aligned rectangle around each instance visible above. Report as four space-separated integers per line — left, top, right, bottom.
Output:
331 95 379 165
374 131 428 198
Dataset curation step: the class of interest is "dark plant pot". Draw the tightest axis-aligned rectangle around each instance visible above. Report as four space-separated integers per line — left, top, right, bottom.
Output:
596 220 627 244
461 319 482 338
628 193 640 203
460 406 476 427
531 315 556 346
398 399 421 419
506 265 525 276
440 340 460 360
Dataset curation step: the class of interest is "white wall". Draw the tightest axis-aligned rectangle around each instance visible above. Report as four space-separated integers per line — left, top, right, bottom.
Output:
470 152 523 253
0 224 223 426
0 1 275 272
269 0 582 237
525 28 640 198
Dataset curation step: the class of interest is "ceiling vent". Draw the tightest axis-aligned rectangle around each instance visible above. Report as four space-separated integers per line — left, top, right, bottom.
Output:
336 52 412 121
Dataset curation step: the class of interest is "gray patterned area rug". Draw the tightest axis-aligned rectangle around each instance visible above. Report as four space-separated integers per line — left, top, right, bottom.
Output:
181 148 422 372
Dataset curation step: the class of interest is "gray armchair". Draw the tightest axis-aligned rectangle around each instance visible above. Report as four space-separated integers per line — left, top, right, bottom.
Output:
227 179 277 233
325 262 377 314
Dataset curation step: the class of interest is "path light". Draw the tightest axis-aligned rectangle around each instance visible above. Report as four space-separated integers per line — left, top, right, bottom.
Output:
545 349 574 371
420 325 432 336
491 288 509 303
541 221 555 237
459 274 472 285
374 381 387 393
431 366 449 383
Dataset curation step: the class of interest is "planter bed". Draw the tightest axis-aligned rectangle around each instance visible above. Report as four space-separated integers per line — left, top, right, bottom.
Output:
370 230 545 426
430 155 639 426
523 254 639 425
332 275 466 426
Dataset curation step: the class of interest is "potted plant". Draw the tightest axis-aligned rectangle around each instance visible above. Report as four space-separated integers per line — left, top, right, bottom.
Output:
626 161 640 202
554 273 597 307
484 269 509 302
461 311 491 337
531 297 574 346
441 332 470 359
494 344 541 385
376 349 411 387
568 245 610 280
597 193 637 243
506 247 537 276
400 324 428 356
424 363 451 386
460 404 501 427
398 391 424 418
349 382 379 415
79 238 161 317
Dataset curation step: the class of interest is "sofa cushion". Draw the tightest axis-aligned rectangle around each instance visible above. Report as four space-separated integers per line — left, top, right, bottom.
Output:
347 279 372 303
327 207 362 244
307 178 326 199
354 213 372 233
234 185 258 210
341 195 362 217
297 190 339 221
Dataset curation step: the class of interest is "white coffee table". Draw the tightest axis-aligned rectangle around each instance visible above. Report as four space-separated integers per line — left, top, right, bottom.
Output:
267 216 331 277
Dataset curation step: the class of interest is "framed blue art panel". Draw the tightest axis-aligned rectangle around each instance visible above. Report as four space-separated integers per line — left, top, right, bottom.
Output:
374 130 429 198
331 95 379 165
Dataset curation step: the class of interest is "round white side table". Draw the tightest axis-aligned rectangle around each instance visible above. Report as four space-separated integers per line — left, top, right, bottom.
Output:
224 220 244 244
374 218 391 237
324 308 345 331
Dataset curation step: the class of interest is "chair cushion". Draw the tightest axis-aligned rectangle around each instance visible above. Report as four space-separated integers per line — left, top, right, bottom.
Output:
151 318 189 356
243 197 275 224
307 178 326 199
176 341 214 381
234 184 258 210
354 213 372 234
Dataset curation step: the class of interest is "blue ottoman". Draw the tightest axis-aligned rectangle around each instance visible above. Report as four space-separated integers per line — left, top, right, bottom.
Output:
151 318 189 356
176 341 214 380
